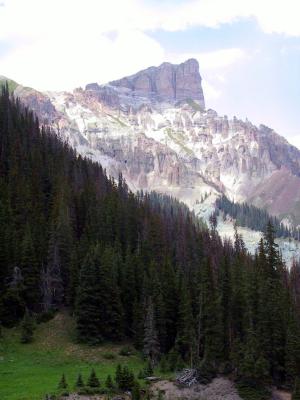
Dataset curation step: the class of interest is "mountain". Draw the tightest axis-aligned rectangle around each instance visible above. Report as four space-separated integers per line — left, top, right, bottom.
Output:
2 59 300 252
1 87 300 398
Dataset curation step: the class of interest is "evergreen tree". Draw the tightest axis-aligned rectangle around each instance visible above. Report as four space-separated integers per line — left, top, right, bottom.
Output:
143 297 160 367
99 246 124 340
105 374 114 390
20 311 34 343
87 368 100 388
293 377 300 400
75 245 103 344
75 373 84 388
58 374 68 389
20 225 40 308
175 278 196 366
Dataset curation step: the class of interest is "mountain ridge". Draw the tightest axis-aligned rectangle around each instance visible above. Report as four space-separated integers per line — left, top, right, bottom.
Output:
2 60 300 228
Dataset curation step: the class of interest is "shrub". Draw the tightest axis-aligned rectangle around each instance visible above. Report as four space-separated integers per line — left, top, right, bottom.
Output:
159 355 168 373
132 380 141 400
103 352 116 360
236 382 270 400
119 345 134 356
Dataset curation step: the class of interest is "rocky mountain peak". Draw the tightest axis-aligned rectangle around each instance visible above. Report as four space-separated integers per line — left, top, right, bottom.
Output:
108 58 205 107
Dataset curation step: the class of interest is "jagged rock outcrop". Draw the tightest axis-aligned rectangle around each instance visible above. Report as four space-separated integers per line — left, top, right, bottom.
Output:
3 60 300 226
109 58 205 107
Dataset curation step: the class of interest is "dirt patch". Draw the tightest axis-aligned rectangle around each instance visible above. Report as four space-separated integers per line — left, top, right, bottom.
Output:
151 377 242 400
272 389 291 400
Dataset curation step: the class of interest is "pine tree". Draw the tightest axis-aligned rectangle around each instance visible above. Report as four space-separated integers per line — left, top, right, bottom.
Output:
20 225 40 308
143 297 160 367
175 278 196 366
75 245 103 344
75 373 84 388
121 366 135 391
99 246 124 340
58 374 68 389
20 311 34 343
105 374 114 389
87 368 100 388
293 377 300 400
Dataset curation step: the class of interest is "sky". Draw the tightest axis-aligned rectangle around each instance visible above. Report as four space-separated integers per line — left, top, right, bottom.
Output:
1 0 300 147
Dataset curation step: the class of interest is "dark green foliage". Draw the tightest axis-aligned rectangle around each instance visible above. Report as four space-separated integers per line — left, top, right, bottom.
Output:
115 364 135 390
105 374 114 389
144 360 154 376
143 297 160 367
293 377 300 400
75 373 84 388
119 345 134 356
159 355 168 373
216 194 296 239
1 86 300 389
132 381 141 400
167 348 185 372
75 245 103 344
20 311 34 343
236 382 270 400
87 368 100 388
58 374 68 389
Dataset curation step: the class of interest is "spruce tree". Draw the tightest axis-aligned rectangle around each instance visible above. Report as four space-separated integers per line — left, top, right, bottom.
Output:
75 373 84 388
115 364 122 388
75 245 103 344
58 374 68 389
175 278 196 366
105 374 114 389
99 246 124 340
20 225 40 308
293 377 300 400
87 368 100 388
143 297 160 368
20 311 34 343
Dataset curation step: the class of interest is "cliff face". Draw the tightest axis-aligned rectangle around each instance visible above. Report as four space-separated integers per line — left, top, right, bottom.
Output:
84 59 205 109
3 60 300 225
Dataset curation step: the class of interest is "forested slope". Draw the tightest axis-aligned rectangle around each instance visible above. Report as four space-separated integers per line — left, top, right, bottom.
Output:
1 86 300 392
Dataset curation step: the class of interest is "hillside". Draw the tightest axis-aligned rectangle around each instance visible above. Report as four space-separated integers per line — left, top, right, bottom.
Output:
1 84 300 399
0 312 147 400
2 60 300 226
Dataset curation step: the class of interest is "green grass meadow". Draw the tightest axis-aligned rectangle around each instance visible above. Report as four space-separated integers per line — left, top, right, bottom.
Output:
0 312 147 400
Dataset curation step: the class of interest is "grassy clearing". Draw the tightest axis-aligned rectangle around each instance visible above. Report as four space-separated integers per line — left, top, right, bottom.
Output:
0 312 147 400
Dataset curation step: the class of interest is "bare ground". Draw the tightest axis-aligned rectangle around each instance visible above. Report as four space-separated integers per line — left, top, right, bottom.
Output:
151 377 242 400
272 389 291 400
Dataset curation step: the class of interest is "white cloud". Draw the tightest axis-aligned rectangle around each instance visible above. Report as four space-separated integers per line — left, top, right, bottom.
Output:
167 48 247 104
0 0 298 91
151 0 300 37
0 0 167 90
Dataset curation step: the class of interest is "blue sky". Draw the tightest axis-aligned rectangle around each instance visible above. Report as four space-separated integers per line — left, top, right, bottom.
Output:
0 0 300 147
